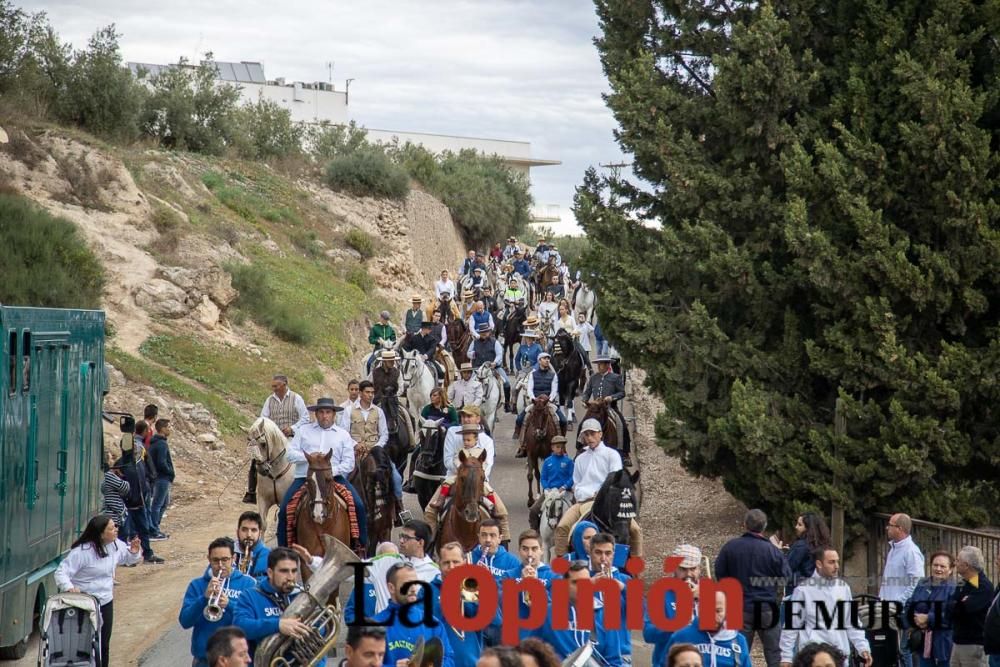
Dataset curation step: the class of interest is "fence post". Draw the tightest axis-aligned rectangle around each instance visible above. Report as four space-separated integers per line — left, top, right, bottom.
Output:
832 397 846 560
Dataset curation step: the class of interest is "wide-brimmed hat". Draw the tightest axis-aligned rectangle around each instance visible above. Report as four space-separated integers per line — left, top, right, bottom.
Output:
308 397 344 412
514 249 523 255
593 355 613 364
473 267 483 273
461 423 480 435
459 362 473 372
420 321 433 328
381 349 397 360
476 323 491 334
462 289 475 298
520 330 538 339
441 291 452 298
411 295 422 302
460 404 481 416
580 418 602 434
671 544 703 569
524 315 539 327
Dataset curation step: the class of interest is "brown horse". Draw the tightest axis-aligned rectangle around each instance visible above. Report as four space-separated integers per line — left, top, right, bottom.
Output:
436 449 487 552
349 446 397 556
576 400 622 453
448 320 472 367
292 451 352 557
524 396 560 507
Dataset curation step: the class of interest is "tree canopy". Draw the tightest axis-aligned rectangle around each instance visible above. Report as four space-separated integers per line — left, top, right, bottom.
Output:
577 0 1000 533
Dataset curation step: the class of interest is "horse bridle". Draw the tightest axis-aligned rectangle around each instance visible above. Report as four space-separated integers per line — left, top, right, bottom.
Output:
399 354 420 385
308 463 335 516
248 430 290 479
546 492 572 527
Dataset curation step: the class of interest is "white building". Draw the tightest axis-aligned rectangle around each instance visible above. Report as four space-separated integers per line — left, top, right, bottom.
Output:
126 59 559 183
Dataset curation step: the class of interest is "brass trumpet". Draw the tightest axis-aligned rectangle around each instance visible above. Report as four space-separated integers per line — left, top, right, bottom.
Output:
204 573 229 622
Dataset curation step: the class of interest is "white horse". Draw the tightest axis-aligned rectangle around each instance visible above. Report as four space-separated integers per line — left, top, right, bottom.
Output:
246 417 296 536
512 366 532 416
538 488 574 562
573 283 596 323
474 364 501 434
399 349 436 425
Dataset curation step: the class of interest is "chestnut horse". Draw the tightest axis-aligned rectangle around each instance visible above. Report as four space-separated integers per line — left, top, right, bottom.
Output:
435 449 487 552
523 396 560 507
292 451 352 557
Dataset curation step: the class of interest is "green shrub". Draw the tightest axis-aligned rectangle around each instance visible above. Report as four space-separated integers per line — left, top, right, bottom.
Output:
343 263 369 292
201 170 225 191
305 121 368 161
226 261 313 344
324 148 409 200
289 229 323 258
150 201 182 232
0 193 104 308
234 98 303 160
344 228 375 260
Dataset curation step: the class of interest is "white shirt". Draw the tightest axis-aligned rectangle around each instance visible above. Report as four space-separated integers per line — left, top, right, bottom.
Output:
555 315 577 336
338 401 389 449
435 279 455 299
878 535 925 602
576 322 594 352
365 552 406 613
55 540 142 605
287 421 355 479
443 425 495 479
573 442 622 502
259 391 309 432
779 576 870 662
527 367 559 400
406 555 441 584
448 377 483 407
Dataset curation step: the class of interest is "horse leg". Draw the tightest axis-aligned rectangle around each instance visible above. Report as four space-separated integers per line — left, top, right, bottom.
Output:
526 458 535 507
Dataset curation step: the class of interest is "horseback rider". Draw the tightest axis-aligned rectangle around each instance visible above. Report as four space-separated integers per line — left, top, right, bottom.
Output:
534 237 550 263
366 311 396 374
435 269 455 301
448 362 483 409
467 323 512 413
424 415 511 543
481 286 498 315
502 236 519 261
435 291 461 325
403 295 424 338
372 349 400 400
276 397 367 549
338 381 404 512
400 321 444 384
469 267 487 291
514 327 543 371
552 419 642 559
402 386 458 494
458 250 478 278
467 301 495 333
582 354 632 467
512 249 531 279
244 374 308 505
545 271 564 300
513 352 567 458
428 311 447 348
503 275 525 304
527 435 574 530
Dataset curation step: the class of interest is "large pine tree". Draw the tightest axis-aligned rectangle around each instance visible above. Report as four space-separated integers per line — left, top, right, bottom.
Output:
578 0 1000 532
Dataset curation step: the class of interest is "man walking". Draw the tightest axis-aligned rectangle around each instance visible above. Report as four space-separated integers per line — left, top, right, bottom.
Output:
714 509 791 667
779 547 872 666
245 374 308 504
879 513 925 667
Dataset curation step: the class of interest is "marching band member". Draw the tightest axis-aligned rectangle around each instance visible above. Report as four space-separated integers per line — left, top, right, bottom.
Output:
370 562 455 667
179 538 256 667
233 511 269 579
433 542 484 667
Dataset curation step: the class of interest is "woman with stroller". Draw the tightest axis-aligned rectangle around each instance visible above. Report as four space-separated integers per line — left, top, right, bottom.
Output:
55 514 142 667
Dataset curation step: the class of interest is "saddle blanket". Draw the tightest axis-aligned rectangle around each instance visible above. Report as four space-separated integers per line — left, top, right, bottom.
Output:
287 482 360 547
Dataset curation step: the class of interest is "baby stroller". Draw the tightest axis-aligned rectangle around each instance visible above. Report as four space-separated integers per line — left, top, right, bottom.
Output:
37 592 102 667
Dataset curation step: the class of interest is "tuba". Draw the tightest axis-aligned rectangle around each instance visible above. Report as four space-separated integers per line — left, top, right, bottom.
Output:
254 536 360 667
561 641 600 667
407 636 444 667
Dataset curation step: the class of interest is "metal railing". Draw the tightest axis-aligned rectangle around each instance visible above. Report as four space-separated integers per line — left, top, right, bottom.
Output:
866 512 1000 594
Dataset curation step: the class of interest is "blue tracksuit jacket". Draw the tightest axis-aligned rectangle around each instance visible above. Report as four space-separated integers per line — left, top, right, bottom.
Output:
531 601 623 666
666 623 751 667
540 454 573 490
514 343 543 371
344 580 377 623
644 589 691 667
469 546 522 633
233 580 326 667
372 601 454 667
431 577 482 667
235 539 270 579
178 568 256 661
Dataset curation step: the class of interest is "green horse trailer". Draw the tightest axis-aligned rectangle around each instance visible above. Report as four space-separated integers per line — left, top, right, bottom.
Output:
0 305 107 658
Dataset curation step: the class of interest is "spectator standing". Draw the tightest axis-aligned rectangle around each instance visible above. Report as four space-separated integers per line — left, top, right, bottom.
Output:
115 438 162 564
905 551 957 667
55 515 142 667
985 569 1000 667
100 450 129 529
950 546 994 667
147 418 175 540
714 508 791 667
774 512 830 594
879 513 926 667
142 404 158 447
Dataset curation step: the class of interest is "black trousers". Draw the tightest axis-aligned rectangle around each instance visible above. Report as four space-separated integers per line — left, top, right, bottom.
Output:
99 601 113 667
247 459 258 493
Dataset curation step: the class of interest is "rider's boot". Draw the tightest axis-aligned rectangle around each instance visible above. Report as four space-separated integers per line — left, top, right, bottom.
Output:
243 461 258 505
503 385 512 413
513 423 527 458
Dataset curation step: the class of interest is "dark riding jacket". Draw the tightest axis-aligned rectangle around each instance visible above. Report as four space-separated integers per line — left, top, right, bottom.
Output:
583 371 626 404
404 332 438 358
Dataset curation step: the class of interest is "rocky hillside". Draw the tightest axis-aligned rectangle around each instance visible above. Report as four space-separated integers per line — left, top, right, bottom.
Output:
0 123 467 466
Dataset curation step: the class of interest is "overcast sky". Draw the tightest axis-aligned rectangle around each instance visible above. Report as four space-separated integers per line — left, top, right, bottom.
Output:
22 0 628 235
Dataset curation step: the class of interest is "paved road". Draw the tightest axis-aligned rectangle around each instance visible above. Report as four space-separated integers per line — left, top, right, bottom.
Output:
139 392 652 665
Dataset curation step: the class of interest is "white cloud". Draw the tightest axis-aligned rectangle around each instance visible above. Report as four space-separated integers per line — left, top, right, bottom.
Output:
22 0 628 233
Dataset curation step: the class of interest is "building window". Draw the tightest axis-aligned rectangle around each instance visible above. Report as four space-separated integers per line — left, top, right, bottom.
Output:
21 331 30 392
7 330 16 396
